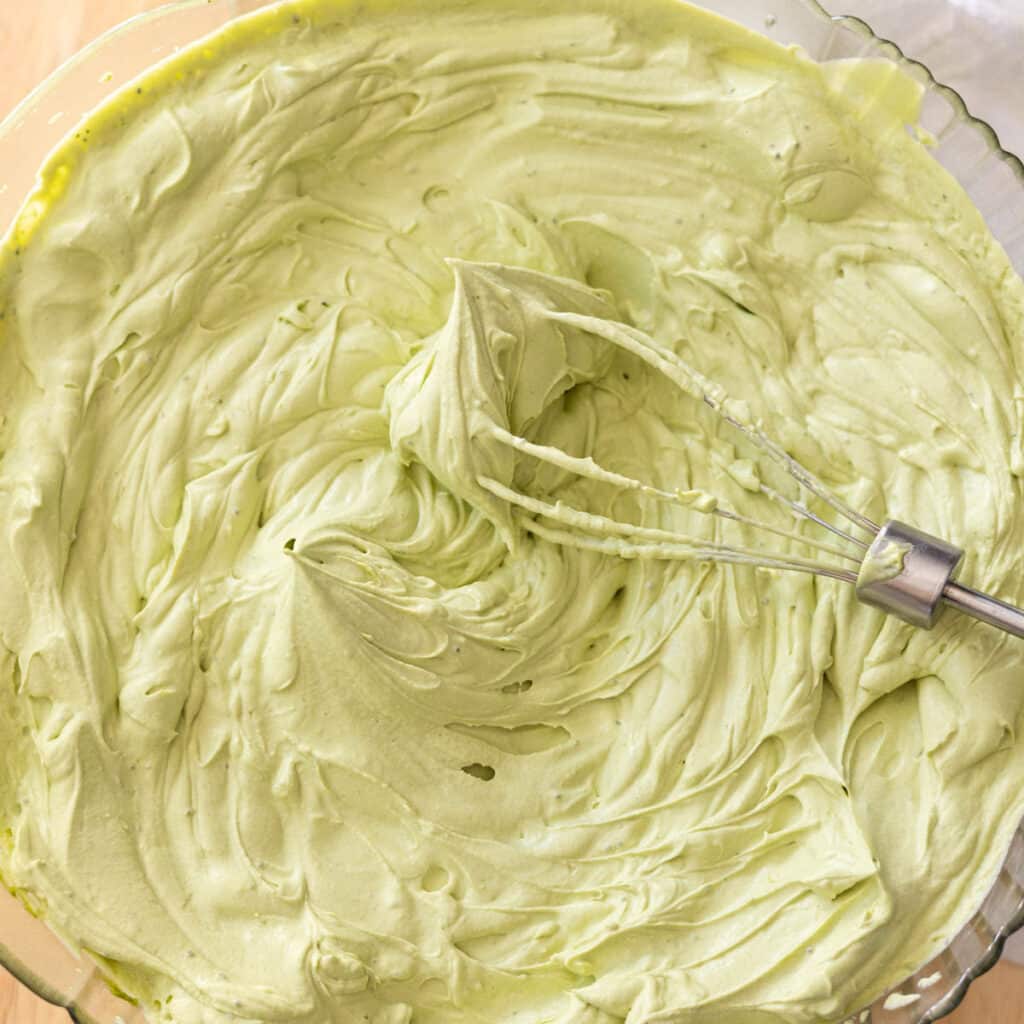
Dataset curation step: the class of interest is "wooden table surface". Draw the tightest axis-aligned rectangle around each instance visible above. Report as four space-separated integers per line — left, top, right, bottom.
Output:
1 2 1023 1022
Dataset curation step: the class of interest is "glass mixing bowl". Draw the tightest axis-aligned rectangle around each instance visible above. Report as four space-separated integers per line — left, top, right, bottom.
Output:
1 1 1022 1022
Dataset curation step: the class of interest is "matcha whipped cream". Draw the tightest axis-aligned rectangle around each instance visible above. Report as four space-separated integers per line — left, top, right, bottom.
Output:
1 1 1023 1022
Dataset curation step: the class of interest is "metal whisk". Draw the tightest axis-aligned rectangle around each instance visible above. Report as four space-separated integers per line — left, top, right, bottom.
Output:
479 290 1024 640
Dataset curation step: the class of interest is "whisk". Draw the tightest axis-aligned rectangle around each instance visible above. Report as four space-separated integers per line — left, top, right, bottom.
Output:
472 269 1024 640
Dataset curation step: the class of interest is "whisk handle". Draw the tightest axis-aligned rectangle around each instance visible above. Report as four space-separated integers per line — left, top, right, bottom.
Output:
942 581 1024 640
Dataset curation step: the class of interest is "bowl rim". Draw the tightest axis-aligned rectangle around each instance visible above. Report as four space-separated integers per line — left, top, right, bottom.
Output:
806 0 1024 185
0 0 211 141
1 2 1023 1023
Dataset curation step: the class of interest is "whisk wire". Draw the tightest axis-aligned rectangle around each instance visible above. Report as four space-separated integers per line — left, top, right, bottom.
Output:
548 308 879 540
487 424 861 566
480 475 860 581
517 515 860 584
756 483 870 552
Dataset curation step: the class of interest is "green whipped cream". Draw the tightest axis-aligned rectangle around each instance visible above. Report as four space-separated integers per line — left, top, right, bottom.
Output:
857 538 913 588
2 1 1024 1022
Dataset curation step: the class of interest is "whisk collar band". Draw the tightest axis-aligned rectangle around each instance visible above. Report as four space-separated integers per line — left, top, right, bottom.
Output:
855 520 963 629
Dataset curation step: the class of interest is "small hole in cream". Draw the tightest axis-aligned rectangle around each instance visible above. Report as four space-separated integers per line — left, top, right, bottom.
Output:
421 865 449 892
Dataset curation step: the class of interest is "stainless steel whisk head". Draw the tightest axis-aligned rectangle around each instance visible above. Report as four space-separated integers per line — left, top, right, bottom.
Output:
481 296 1024 640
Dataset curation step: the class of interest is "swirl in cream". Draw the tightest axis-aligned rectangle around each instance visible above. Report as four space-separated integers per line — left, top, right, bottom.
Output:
1 1 1024 1022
